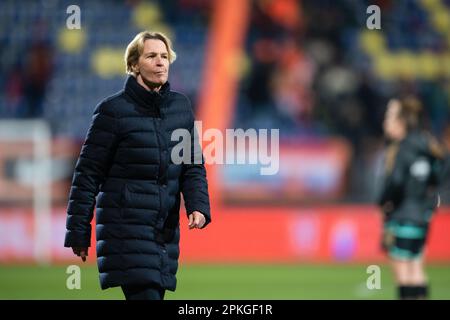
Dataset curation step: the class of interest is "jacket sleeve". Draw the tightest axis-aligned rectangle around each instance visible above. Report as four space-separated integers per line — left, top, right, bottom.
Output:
378 146 407 208
179 108 211 228
64 102 118 248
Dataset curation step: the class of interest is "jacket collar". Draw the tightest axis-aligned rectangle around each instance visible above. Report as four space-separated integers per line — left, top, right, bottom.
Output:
124 75 170 110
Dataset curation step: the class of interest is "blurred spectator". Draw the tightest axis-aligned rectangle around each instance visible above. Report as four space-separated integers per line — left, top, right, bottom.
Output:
3 41 53 119
272 39 316 127
244 38 278 117
20 41 54 118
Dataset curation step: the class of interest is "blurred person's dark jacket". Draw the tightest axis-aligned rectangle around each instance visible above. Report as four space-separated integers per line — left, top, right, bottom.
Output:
378 130 448 225
64 75 211 291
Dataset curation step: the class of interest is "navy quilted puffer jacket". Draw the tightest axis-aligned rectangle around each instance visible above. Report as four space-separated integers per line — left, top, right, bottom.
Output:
64 76 211 291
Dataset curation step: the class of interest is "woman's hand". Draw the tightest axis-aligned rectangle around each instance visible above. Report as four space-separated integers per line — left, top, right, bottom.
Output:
72 247 88 262
188 211 206 229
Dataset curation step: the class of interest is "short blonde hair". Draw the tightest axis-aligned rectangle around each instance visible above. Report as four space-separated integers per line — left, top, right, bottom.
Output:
124 31 176 75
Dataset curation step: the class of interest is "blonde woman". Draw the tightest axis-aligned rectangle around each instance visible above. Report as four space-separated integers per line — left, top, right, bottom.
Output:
64 31 211 300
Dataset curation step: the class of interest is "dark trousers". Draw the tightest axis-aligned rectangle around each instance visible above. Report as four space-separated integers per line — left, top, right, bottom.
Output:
121 285 166 300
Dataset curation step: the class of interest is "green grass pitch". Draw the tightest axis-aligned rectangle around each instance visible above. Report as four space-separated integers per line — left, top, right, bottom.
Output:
0 264 449 300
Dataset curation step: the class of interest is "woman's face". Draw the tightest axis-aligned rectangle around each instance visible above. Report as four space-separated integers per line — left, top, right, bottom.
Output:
383 99 406 141
135 39 169 89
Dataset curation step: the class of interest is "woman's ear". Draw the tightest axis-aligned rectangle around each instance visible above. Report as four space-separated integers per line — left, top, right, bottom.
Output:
132 64 139 74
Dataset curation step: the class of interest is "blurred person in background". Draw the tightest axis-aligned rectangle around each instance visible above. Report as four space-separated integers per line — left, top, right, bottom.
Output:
3 41 53 118
379 96 448 299
64 31 211 300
